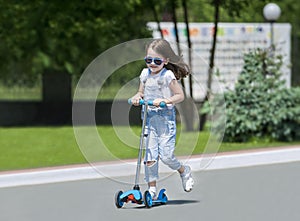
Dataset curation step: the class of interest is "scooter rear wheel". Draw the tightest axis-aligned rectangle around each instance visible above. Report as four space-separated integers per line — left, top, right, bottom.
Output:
144 190 153 208
160 193 167 205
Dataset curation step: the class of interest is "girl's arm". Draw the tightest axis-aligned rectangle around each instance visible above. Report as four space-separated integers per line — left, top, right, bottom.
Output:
153 79 184 106
130 83 144 106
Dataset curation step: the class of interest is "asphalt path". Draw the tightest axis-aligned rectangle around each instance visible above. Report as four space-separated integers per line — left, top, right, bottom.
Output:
0 161 299 221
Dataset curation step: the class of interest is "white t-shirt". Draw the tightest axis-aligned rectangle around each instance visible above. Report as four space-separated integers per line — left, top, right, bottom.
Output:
139 68 176 109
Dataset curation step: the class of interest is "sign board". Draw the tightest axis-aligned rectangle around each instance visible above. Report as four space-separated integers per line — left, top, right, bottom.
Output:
147 22 291 101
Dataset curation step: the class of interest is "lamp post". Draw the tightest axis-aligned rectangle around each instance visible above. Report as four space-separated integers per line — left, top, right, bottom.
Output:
263 3 281 53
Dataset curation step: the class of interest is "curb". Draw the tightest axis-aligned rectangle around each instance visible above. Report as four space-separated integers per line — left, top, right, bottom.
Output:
0 146 300 188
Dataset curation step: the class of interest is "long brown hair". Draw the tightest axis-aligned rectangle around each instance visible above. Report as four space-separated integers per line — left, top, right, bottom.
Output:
146 39 190 80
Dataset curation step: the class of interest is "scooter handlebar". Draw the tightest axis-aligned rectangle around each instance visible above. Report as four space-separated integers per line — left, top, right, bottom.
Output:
128 99 166 108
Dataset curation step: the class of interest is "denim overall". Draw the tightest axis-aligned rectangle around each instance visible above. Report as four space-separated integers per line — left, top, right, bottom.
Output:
142 68 182 182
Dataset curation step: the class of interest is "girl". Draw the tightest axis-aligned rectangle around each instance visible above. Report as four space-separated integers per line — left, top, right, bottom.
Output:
131 39 194 199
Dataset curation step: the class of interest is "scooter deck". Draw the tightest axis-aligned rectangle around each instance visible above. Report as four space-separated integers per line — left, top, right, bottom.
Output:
143 189 167 208
153 189 168 204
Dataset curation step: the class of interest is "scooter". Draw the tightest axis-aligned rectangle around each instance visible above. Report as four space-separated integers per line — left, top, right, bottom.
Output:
114 99 168 208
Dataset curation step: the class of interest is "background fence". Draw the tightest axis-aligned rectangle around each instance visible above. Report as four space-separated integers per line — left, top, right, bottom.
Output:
0 72 141 126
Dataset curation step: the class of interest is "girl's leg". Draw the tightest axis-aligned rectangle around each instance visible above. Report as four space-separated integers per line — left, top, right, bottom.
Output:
178 166 185 174
144 124 159 198
145 161 159 199
148 180 157 199
157 113 194 192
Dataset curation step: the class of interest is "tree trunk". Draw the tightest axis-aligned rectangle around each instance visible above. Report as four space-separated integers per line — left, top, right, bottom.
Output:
200 0 220 131
182 0 193 98
170 0 194 131
149 0 164 38
170 0 182 56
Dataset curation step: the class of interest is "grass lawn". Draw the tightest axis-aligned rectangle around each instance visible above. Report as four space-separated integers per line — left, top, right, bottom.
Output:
0 126 299 172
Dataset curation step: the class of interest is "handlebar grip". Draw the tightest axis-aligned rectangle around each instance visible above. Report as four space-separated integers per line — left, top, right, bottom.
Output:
147 100 166 108
159 101 167 108
128 99 145 105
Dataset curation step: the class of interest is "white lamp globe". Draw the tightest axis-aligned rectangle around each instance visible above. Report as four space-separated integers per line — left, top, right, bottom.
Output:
263 3 281 22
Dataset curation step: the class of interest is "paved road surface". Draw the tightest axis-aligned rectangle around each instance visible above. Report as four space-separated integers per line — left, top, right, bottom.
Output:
0 161 299 221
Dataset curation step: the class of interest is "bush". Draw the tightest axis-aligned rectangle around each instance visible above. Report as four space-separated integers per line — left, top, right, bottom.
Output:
214 48 300 142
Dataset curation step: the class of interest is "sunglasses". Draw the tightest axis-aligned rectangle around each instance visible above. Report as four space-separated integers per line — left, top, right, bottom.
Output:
144 56 165 66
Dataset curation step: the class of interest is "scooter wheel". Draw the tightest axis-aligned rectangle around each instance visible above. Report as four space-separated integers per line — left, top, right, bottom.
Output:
115 190 124 208
161 193 167 205
144 190 153 208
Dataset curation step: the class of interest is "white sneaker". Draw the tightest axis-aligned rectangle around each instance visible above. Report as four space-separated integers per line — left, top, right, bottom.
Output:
148 189 157 200
180 165 194 192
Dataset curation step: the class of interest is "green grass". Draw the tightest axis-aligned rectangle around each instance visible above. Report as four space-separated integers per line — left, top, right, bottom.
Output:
0 126 299 172
0 127 86 171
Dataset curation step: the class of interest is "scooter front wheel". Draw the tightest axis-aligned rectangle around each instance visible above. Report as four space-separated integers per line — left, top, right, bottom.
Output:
115 190 124 208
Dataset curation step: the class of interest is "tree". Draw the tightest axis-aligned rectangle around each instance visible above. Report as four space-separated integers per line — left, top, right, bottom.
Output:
182 0 300 86
200 0 259 130
0 0 151 85
214 48 300 142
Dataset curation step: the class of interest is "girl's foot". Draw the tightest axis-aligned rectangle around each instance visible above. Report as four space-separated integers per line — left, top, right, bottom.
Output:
180 165 194 192
148 186 157 200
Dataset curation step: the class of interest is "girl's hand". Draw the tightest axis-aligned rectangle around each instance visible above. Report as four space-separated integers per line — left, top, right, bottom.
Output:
131 94 142 106
153 98 167 107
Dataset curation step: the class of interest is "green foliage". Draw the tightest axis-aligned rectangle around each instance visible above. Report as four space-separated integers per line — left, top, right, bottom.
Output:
1 0 299 88
0 0 151 86
214 48 300 142
179 0 299 36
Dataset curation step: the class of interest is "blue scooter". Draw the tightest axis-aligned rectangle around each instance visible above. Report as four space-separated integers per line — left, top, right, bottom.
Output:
115 99 168 208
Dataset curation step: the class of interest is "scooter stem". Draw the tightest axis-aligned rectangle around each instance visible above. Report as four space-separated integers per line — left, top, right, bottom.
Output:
134 103 148 188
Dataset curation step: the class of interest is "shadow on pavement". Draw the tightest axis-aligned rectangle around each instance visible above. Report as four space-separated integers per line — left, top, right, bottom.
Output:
166 199 200 205
121 199 200 209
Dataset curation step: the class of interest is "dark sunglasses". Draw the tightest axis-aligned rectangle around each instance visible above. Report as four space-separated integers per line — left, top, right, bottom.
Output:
144 56 165 65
